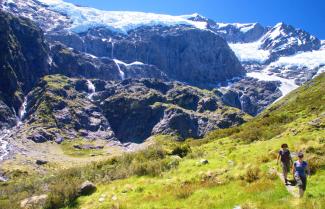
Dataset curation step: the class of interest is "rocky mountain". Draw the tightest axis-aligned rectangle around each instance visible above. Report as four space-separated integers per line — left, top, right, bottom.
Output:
1 0 245 88
20 75 248 144
0 0 324 143
2 0 323 117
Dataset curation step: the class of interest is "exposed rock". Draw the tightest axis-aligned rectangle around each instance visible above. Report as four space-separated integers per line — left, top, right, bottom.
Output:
100 79 248 142
199 159 209 165
0 11 50 128
21 76 248 143
24 75 115 142
221 77 282 116
35 160 48 165
20 194 48 209
79 181 96 196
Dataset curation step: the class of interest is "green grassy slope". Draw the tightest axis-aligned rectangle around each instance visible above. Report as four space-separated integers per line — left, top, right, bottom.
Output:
0 74 324 209
73 73 325 209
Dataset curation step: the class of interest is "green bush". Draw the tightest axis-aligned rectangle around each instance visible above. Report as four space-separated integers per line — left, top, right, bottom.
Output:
171 144 191 158
244 166 261 183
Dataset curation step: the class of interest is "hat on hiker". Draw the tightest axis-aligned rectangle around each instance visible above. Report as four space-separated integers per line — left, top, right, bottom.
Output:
298 152 304 158
281 143 288 148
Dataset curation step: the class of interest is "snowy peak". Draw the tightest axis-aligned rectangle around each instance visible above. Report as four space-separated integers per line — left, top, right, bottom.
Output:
182 13 209 22
260 22 320 53
209 22 267 43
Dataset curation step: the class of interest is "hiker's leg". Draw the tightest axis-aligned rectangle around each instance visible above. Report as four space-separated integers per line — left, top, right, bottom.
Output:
282 162 288 183
299 188 304 198
301 176 307 192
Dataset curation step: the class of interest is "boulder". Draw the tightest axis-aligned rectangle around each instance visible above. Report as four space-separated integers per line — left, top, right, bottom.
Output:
20 194 48 209
35 160 48 165
200 159 209 165
79 181 96 196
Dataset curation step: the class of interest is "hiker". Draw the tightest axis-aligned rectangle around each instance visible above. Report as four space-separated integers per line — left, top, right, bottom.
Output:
277 143 293 185
292 152 310 198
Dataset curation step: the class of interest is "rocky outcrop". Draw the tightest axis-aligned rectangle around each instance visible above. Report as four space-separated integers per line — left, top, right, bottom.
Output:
220 77 282 116
23 75 115 143
20 76 248 143
98 78 248 142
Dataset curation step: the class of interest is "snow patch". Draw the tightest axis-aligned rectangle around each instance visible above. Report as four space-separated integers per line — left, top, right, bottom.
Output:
269 49 325 69
216 23 257 33
36 0 207 33
229 41 270 63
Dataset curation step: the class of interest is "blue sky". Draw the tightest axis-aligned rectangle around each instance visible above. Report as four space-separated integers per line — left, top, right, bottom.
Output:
66 0 325 39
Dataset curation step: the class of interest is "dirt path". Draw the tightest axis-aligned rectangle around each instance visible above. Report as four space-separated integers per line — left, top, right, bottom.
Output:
277 172 299 198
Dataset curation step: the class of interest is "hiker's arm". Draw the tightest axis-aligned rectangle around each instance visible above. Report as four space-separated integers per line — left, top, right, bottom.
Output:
277 153 280 165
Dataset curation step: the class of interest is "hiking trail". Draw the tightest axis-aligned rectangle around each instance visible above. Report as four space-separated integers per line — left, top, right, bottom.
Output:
277 171 299 198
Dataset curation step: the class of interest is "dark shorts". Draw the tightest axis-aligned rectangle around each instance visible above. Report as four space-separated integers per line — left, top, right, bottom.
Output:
281 161 291 173
295 175 307 191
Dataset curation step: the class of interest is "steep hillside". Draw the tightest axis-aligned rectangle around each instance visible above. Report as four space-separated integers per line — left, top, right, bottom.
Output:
0 11 50 128
0 74 323 209
71 74 325 209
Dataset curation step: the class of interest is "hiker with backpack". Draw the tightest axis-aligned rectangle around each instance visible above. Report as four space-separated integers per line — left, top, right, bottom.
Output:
292 152 310 198
277 144 293 185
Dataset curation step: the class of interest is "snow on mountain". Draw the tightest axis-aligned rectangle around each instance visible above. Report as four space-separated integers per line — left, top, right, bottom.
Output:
259 22 321 60
270 48 325 70
242 48 325 99
34 0 207 33
321 40 325 49
229 41 270 63
228 22 321 64
217 23 258 33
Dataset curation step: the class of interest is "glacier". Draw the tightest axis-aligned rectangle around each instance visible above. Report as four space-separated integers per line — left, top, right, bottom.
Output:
229 41 271 63
36 0 207 33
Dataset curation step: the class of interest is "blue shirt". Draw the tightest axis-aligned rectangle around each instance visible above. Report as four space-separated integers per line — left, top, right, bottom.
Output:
294 161 308 177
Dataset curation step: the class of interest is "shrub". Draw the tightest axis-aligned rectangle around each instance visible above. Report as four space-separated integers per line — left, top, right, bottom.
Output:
44 178 81 209
244 166 261 183
306 156 324 175
171 144 191 158
173 183 196 199
259 155 271 163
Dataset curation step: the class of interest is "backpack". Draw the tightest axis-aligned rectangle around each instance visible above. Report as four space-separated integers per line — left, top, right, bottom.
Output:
279 150 291 162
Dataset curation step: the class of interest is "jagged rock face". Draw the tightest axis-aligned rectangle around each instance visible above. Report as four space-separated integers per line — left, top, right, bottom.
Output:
22 76 248 143
220 77 282 116
211 23 267 43
50 43 121 80
48 25 245 87
98 79 248 142
0 11 50 128
0 101 16 129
